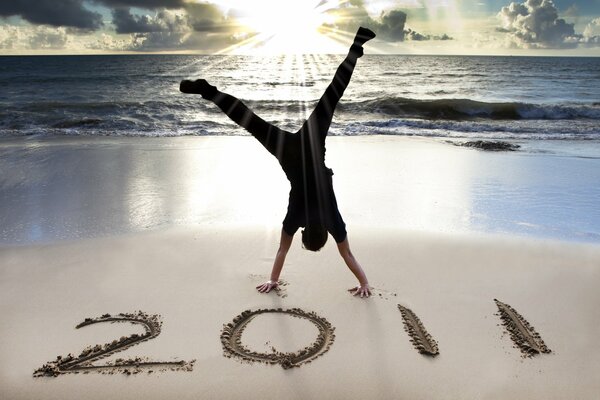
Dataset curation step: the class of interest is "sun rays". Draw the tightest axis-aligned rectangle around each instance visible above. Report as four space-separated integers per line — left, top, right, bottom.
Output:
195 0 365 55
173 1 383 132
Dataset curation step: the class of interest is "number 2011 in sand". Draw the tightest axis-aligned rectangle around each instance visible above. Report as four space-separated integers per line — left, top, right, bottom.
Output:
34 300 550 377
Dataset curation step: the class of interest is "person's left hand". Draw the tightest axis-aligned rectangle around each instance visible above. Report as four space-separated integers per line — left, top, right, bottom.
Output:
348 284 371 298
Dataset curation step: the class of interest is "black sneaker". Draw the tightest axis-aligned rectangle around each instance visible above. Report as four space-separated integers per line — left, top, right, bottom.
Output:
180 79 218 99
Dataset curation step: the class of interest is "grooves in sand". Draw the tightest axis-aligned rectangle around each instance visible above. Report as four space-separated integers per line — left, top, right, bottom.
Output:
220 308 335 369
494 299 551 357
397 304 440 356
34 311 195 377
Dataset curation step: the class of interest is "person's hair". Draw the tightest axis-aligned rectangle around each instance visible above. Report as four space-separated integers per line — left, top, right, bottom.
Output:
301 224 328 252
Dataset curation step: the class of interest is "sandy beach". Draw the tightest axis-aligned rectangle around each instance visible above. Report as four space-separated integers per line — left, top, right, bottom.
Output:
1 136 600 399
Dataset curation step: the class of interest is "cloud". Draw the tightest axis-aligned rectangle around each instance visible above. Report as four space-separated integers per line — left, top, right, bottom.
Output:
584 18 600 38
0 26 20 49
93 0 186 9
112 2 236 33
112 8 181 33
108 4 245 51
323 0 452 42
0 0 103 30
497 0 579 48
0 25 70 50
29 27 69 49
379 9 408 41
185 2 234 32
85 32 132 51
125 10 191 49
581 17 600 45
110 8 192 49
406 30 452 41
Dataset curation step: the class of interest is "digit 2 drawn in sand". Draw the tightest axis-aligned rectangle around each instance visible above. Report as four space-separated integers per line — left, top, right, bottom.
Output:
494 299 551 357
34 311 195 377
221 308 335 369
397 304 439 356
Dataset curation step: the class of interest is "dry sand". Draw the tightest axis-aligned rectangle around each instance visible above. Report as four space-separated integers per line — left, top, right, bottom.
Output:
1 226 600 400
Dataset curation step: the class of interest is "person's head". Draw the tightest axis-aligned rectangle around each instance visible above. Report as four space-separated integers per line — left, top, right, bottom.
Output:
301 224 328 252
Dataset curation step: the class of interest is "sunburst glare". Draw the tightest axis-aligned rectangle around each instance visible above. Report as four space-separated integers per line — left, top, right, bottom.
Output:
209 0 348 54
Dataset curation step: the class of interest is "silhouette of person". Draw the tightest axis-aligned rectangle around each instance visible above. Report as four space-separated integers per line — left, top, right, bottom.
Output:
180 27 375 298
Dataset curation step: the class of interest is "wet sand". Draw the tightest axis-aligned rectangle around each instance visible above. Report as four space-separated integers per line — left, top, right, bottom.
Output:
1 135 599 245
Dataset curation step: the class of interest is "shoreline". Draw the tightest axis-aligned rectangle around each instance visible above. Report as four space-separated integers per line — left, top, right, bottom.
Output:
1 135 599 246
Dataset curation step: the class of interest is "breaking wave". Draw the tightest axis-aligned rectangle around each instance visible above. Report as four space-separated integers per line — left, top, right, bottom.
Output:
340 97 600 120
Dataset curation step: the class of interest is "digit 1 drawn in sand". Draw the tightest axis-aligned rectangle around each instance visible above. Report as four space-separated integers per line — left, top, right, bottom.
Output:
397 304 439 356
494 299 551 357
34 311 195 377
220 308 335 369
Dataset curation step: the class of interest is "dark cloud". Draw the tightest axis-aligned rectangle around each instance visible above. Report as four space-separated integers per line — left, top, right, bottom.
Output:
185 2 234 32
323 0 452 42
406 30 452 41
498 0 579 48
379 10 407 41
111 5 245 52
0 0 103 30
112 3 235 34
121 9 190 50
93 0 186 9
113 8 170 33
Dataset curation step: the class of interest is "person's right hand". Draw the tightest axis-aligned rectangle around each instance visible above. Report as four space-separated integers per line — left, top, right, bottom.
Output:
348 284 371 298
256 280 279 293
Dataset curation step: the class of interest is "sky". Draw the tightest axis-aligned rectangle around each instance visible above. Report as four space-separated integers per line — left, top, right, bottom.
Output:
1 0 600 55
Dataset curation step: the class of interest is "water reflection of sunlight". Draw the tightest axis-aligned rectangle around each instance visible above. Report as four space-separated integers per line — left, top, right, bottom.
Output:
329 138 475 234
399 143 474 232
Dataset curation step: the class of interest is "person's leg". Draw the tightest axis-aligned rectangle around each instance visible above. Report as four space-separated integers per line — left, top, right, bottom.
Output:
180 79 283 155
300 27 376 142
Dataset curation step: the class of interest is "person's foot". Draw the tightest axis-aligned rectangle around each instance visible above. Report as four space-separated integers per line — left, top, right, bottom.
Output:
349 44 364 58
179 79 218 99
353 27 376 47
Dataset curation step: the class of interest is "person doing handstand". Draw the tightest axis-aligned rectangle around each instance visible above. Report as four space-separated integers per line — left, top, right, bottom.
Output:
180 27 376 298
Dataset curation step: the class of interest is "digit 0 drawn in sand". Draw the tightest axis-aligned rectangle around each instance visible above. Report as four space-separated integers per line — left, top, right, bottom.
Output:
34 311 195 377
397 304 439 356
494 299 551 357
220 308 335 369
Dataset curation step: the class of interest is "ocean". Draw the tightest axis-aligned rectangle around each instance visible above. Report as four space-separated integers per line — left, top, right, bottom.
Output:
1 54 599 143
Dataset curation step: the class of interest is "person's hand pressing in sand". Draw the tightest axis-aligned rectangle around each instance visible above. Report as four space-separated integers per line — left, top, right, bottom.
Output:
181 27 376 299
348 285 372 298
256 280 279 293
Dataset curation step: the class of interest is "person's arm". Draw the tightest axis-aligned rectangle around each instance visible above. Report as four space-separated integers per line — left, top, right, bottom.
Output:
256 229 294 293
337 237 371 298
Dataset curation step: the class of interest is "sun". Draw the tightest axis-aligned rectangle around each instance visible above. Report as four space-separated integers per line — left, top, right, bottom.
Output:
242 0 330 37
212 0 344 54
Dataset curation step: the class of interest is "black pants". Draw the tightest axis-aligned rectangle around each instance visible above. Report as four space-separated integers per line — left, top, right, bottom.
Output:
208 51 359 154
